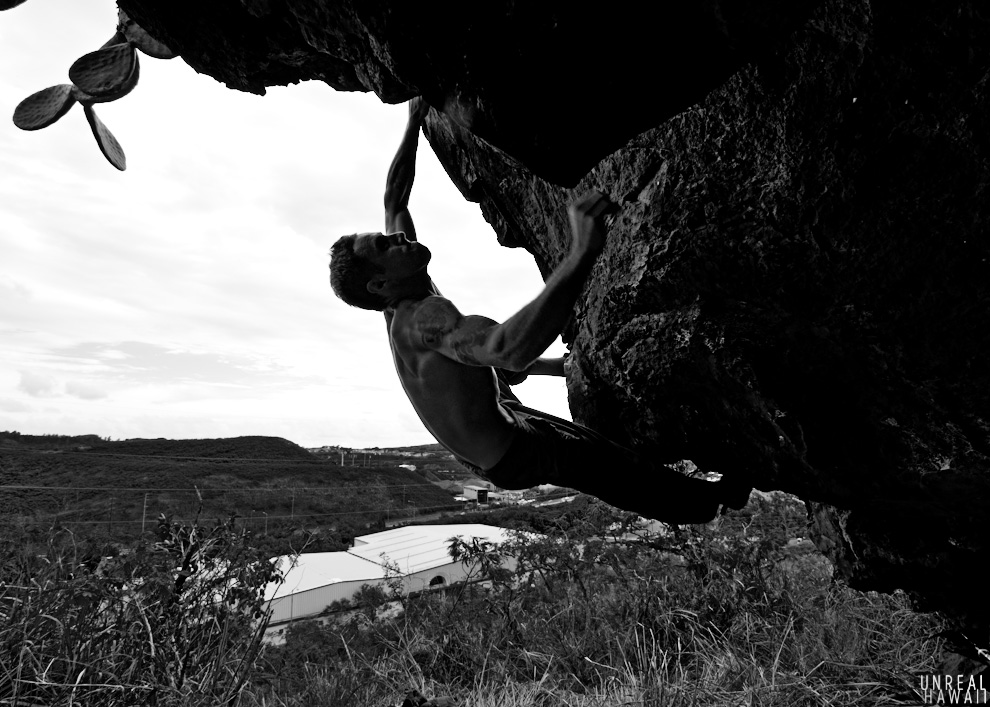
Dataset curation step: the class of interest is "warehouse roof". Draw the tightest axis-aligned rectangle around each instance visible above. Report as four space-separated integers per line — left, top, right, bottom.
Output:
266 524 511 600
349 523 509 574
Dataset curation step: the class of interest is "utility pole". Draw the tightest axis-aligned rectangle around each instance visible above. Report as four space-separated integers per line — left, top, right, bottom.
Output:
290 489 295 519
141 493 148 534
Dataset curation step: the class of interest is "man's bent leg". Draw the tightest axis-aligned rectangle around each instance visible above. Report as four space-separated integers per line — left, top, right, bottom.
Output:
482 404 739 524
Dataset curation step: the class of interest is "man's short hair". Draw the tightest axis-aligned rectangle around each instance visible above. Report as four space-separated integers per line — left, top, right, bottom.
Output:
329 234 388 311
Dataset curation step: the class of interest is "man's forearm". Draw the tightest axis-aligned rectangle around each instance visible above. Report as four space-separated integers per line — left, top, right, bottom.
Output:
477 193 613 371
430 192 611 373
485 250 597 371
384 120 419 215
384 99 427 236
529 357 566 376
498 356 565 385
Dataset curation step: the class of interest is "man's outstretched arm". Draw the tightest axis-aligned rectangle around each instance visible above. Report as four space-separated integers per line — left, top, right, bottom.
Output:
529 357 566 376
500 356 566 385
414 192 616 372
384 97 430 240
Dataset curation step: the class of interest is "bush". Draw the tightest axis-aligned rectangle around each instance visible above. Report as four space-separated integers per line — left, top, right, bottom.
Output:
1 494 946 706
254 496 947 706
0 514 278 706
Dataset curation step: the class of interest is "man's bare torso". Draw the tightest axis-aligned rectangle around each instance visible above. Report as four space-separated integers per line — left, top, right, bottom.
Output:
386 296 516 469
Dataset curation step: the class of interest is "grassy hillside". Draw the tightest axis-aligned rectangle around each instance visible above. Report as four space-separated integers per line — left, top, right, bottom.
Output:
0 433 950 706
0 432 459 553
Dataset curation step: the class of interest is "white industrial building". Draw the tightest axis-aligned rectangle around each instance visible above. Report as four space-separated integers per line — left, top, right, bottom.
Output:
263 524 514 640
461 484 491 503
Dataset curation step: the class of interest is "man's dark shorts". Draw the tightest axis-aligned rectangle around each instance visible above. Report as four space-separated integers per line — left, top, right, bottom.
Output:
459 401 724 524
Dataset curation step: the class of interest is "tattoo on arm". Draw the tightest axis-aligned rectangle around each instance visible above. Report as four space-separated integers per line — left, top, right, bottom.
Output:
416 299 499 366
418 304 450 348
449 328 490 365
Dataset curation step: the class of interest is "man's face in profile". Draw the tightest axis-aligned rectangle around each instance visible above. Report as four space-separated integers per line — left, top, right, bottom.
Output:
353 231 431 282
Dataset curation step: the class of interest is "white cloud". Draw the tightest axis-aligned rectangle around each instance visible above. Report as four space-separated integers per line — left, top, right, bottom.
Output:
0 398 32 413
65 380 108 400
17 371 58 398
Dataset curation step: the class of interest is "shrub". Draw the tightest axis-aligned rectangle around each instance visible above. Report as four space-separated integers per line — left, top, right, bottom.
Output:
254 495 947 706
1 494 945 706
0 514 278 706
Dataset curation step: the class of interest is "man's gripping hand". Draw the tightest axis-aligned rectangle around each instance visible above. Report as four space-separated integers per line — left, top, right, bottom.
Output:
408 96 430 126
568 191 618 257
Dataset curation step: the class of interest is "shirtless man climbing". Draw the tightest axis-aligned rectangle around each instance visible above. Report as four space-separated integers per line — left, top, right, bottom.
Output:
329 98 750 524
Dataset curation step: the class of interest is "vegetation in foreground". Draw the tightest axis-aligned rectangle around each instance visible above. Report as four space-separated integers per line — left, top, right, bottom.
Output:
2 495 947 706
0 513 276 706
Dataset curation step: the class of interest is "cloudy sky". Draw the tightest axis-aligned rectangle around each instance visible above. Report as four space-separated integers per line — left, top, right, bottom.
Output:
0 0 569 448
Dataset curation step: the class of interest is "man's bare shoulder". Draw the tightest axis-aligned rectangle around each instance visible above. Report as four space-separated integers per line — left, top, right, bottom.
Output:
390 295 461 350
393 296 502 366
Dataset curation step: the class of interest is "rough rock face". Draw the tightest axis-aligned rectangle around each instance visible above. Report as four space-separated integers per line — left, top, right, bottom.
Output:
117 0 819 186
118 0 990 627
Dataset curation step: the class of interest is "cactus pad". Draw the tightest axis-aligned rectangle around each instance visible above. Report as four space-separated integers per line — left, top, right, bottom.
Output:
100 31 127 50
69 43 137 98
72 54 140 105
83 104 126 171
118 9 177 59
13 84 76 131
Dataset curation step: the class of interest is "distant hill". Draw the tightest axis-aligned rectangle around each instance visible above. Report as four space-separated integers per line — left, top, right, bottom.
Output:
0 431 104 449
94 435 319 460
373 443 447 454
0 432 316 460
0 432 460 553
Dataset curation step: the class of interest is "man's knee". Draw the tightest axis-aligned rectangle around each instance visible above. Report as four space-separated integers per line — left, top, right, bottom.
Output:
481 465 539 491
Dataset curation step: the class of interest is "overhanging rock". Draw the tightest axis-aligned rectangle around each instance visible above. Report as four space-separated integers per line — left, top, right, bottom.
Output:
118 0 820 186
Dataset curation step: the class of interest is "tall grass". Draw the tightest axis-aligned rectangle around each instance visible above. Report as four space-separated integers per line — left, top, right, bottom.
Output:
2 495 946 706
0 514 277 706
254 496 946 706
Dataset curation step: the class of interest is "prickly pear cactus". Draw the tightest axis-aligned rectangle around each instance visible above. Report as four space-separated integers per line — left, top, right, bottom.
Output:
9 9 177 170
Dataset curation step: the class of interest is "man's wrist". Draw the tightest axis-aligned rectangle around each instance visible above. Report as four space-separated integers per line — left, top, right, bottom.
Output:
567 245 603 268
